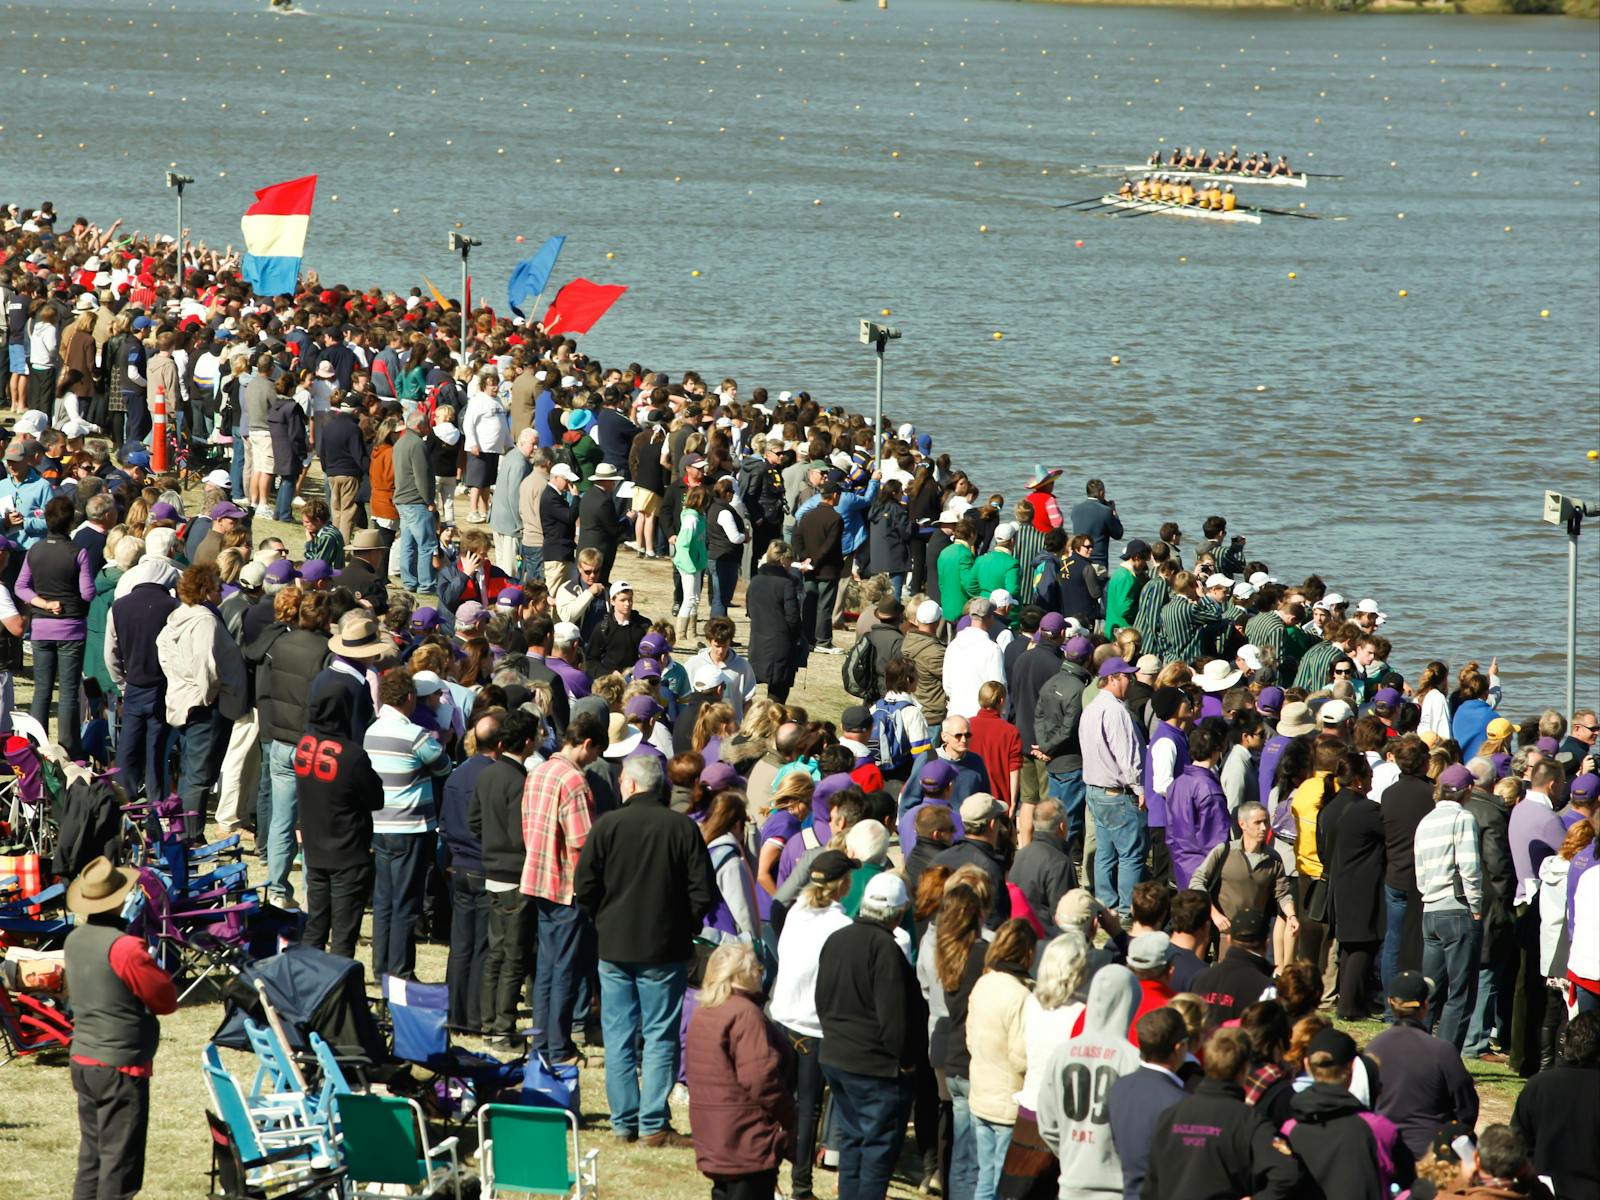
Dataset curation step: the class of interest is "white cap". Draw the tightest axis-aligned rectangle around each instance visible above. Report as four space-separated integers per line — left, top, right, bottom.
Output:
936 507 964 525
861 871 910 912
608 580 633 598
560 375 578 388
205 468 232 490
1204 573 1232 590
778 390 792 402
989 589 1015 609
1232 581 1257 600
1323 592 1346 607
550 463 579 482
915 599 942 625
14 411 48 436
1318 699 1355 725
1248 571 1271 586
1237 645 1265 671
411 670 446 697
552 621 582 646
992 521 1016 544
1355 598 1383 615
60 418 97 439
896 422 916 440
689 661 725 692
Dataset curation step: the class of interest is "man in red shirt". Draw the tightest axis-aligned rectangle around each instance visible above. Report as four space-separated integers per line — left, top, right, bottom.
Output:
969 680 1024 818
1124 931 1178 1044
64 856 178 1200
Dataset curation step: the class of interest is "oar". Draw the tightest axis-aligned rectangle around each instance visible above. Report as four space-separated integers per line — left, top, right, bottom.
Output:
1297 171 1344 179
1052 195 1115 210
1251 204 1346 221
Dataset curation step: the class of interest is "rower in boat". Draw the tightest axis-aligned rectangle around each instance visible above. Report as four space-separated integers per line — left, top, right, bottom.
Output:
1167 148 1183 167
1179 179 1196 206
1195 148 1212 170
1270 154 1294 178
1147 150 1162 166
1221 184 1237 212
1118 178 1136 199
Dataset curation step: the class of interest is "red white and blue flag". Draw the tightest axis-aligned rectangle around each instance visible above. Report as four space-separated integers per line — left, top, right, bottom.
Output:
240 174 317 298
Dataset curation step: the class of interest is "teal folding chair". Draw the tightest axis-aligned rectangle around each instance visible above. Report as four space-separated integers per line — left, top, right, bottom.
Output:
333 1092 461 1199
307 1032 354 1131
202 1047 337 1178
476 1103 598 1199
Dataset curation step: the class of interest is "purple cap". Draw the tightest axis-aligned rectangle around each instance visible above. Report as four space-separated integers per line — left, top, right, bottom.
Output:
1097 656 1135 678
1373 687 1403 710
410 605 441 630
921 758 958 792
209 501 248 521
264 559 298 584
1571 772 1599 802
625 695 663 721
1255 686 1285 715
1438 764 1475 793
300 559 332 582
1535 736 1560 755
1038 612 1067 635
699 761 743 791
631 657 662 681
149 501 180 522
455 600 486 627
494 586 524 608
638 632 670 657
1063 635 1093 662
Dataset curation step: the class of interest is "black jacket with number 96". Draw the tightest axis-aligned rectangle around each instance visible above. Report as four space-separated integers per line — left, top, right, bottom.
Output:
295 687 385 871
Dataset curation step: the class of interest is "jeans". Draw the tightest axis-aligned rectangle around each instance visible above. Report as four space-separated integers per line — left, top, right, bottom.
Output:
821 1065 914 1200
176 704 229 837
31 637 85 757
72 1062 151 1200
532 898 586 1061
397 503 437 593
889 571 906 600
371 832 435 981
1422 910 1481 1050
709 554 741 617
1381 884 1421 993
481 887 536 1036
781 1026 826 1196
446 869 489 1033
274 476 295 523
1046 768 1086 862
304 860 372 960
265 741 300 902
974 1116 1014 1200
1465 963 1503 1057
947 1074 978 1200
598 959 687 1136
229 424 246 497
519 543 544 586
1085 786 1145 915
116 682 169 802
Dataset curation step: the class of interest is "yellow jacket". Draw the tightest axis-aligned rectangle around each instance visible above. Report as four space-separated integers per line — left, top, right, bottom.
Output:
1291 773 1330 879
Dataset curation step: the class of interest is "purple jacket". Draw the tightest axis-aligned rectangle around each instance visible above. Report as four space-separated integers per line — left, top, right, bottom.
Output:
1165 763 1229 888
898 798 966 857
773 772 856 887
1260 732 1294 835
1142 719 1189 829
1508 796 1566 905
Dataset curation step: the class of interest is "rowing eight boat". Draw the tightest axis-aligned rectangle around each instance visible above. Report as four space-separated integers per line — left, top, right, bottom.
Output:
1098 195 1263 225
1103 165 1309 189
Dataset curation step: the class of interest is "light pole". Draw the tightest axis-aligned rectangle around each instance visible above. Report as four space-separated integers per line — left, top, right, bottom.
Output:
1542 490 1600 717
858 318 901 468
166 171 194 296
449 231 481 353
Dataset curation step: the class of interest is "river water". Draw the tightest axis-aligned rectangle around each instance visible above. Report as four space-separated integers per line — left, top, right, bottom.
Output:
3 0 1598 706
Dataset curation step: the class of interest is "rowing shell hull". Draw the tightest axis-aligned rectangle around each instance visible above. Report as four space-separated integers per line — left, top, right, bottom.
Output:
1099 195 1262 225
1110 165 1308 189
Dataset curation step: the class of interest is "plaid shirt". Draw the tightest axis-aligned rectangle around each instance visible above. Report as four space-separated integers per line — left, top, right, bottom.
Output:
519 754 594 904
1013 523 1047 600
1244 1061 1289 1107
1133 576 1171 658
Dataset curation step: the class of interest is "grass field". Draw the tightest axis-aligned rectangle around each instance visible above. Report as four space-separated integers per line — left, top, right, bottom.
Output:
0 474 1524 1197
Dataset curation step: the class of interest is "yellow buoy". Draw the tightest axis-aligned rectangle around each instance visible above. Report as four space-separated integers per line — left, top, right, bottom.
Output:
1540 309 1550 318
813 199 822 206
1588 450 1598 460
1288 272 1297 280
1110 355 1121 365
979 225 989 233
605 252 615 260
1413 417 1424 424
993 332 1003 340
1397 213 1405 220
690 270 701 278
893 211 902 219
1179 256 1187 264
881 309 891 316
1399 290 1408 298
1505 226 1513 232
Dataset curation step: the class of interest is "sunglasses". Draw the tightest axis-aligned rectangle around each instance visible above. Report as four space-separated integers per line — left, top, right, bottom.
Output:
948 731 972 740
1333 667 1353 676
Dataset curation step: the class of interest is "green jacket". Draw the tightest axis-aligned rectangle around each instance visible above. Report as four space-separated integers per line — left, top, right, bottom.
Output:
84 565 125 695
975 549 1021 613
570 433 603 491
672 508 707 574
1104 565 1143 635
937 541 981 623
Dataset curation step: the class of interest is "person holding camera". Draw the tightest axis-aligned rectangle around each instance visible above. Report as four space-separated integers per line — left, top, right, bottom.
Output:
1069 477 1123 575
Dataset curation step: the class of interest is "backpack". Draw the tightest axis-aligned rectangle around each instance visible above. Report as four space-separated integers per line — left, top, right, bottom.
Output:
1029 552 1063 612
868 698 914 771
840 635 879 701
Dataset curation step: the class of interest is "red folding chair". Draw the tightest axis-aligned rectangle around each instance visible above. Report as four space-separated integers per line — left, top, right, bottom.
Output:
0 981 73 1064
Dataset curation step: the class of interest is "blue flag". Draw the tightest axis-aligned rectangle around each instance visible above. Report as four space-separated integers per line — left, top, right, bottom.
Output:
508 236 566 318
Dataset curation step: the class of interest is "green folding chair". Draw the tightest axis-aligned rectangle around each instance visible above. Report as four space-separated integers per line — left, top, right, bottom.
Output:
333 1092 461 1199
476 1103 599 1199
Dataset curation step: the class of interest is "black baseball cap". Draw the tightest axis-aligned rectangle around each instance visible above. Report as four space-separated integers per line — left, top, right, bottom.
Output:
841 705 872 733
1306 1028 1358 1067
1386 970 1431 1006
807 850 852 885
1230 908 1270 943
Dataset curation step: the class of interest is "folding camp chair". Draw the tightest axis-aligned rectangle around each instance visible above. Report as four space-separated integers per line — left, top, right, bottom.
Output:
306 1032 354 1131
205 1108 345 1200
476 1103 598 1199
333 1092 461 1199
382 976 521 1118
0 981 72 1064
202 1045 336 1165
203 1043 320 1137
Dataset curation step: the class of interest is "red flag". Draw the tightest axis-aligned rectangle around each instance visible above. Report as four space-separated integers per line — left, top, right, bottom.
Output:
541 278 627 336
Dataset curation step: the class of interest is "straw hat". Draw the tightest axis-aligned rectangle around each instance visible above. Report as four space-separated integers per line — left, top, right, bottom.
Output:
328 612 397 661
67 856 138 916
